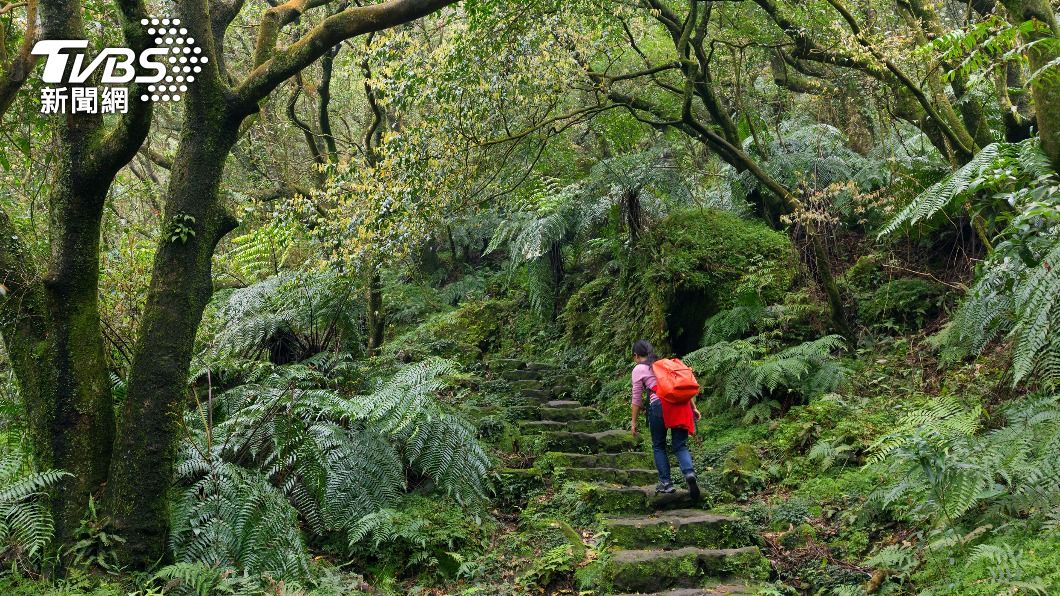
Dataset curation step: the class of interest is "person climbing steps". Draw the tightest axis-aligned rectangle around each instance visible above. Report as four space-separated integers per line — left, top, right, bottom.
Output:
630 339 702 498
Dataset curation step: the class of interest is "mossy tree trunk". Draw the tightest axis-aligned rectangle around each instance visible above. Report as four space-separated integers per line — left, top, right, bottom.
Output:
0 0 151 552
2 0 459 570
1001 0 1060 170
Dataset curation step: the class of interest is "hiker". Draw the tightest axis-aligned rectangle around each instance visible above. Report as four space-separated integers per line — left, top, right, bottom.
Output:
630 339 701 497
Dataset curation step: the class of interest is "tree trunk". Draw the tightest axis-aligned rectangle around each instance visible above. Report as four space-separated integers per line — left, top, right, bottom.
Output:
1001 0 1060 169
103 6 240 559
104 114 239 564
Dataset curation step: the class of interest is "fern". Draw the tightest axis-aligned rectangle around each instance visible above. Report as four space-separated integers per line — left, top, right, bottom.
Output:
879 142 1003 236
169 358 490 580
152 561 234 596
220 221 299 284
200 271 364 366
0 442 69 570
869 393 1060 533
684 334 847 418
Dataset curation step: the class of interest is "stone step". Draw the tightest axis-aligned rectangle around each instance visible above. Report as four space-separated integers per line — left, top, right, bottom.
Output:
539 405 599 421
601 510 747 550
542 430 640 454
511 379 545 391
500 369 541 382
521 388 553 402
556 467 658 485
542 451 655 470
614 581 767 595
518 419 612 434
544 400 583 408
600 547 770 593
506 405 542 421
517 420 567 434
575 484 700 514
489 358 526 372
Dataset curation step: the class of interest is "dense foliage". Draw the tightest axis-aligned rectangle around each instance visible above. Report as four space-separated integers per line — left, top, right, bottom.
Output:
1 0 1058 593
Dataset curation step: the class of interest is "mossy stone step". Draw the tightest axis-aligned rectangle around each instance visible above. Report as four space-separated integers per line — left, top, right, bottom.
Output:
488 358 526 372
518 419 611 434
512 379 545 391
601 510 747 550
601 546 769 593
542 430 640 453
614 581 767 595
518 420 567 433
507 405 543 421
525 362 560 372
521 389 553 402
544 400 583 408
539 406 599 421
575 484 700 514
555 466 658 485
500 369 541 382
540 451 655 470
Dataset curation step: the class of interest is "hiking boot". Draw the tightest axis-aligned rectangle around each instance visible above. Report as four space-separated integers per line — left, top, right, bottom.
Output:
685 473 701 500
655 481 676 494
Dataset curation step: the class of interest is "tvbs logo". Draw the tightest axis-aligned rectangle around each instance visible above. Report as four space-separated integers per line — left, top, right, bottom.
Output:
32 18 205 114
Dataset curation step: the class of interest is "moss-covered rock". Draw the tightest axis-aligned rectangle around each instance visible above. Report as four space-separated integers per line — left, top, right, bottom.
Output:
590 546 770 593
536 451 655 471
542 430 640 454
602 510 751 550
555 466 658 485
539 406 599 421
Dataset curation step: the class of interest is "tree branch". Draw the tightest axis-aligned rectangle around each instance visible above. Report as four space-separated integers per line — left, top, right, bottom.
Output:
95 0 155 177
0 0 38 118
233 0 458 111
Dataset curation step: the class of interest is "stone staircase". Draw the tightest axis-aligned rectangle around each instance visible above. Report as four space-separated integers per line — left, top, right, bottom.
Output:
489 358 771 595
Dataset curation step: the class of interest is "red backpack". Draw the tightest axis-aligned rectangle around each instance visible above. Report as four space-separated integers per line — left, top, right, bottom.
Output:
651 358 700 403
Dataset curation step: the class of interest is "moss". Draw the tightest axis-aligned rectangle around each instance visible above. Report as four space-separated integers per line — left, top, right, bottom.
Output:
559 208 795 366
857 277 945 331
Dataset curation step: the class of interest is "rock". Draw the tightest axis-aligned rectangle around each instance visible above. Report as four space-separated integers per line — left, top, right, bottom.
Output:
563 419 612 433
489 358 525 372
525 362 559 372
602 510 748 550
517 420 567 434
779 522 817 549
556 466 658 486
614 581 767 595
506 405 542 421
501 369 540 381
600 546 769 593
542 430 639 453
545 399 583 408
538 451 655 470
539 405 599 421
521 388 553 402
575 484 702 514
511 379 544 391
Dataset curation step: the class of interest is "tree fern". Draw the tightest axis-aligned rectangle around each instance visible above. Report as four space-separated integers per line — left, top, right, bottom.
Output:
200 271 364 366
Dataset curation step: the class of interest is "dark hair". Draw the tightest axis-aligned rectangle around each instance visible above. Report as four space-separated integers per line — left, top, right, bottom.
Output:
632 339 658 365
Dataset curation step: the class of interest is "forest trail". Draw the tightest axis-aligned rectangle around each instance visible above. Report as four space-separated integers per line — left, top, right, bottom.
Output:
491 358 769 594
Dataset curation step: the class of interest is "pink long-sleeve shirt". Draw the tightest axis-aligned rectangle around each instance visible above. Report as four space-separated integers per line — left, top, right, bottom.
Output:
631 363 660 407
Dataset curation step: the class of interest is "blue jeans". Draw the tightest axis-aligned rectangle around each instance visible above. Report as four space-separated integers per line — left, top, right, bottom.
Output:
647 400 695 483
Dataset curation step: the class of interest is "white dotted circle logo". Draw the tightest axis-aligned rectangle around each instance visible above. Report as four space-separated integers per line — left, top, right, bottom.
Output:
137 18 207 103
